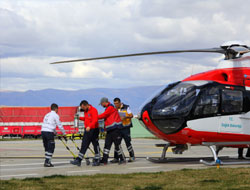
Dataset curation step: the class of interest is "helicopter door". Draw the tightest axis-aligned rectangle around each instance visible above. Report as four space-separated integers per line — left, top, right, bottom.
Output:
218 89 244 134
187 87 221 133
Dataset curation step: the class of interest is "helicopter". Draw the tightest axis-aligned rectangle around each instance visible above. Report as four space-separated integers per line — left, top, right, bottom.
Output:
51 41 250 166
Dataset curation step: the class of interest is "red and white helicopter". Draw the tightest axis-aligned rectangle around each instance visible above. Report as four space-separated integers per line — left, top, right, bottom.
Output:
51 41 250 166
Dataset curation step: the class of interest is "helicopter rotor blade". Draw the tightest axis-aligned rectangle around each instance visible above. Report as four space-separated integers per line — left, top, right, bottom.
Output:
50 48 226 64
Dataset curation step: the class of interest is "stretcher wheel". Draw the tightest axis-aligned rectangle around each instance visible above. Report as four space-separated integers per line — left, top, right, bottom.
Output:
85 158 90 165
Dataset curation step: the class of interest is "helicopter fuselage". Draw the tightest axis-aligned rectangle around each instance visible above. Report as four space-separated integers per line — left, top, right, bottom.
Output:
139 56 250 147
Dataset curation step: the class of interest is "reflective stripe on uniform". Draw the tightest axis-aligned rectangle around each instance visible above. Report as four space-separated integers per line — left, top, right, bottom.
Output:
103 148 110 155
45 156 52 159
117 150 122 155
45 152 53 156
78 153 84 159
106 122 122 129
95 154 100 159
127 145 133 152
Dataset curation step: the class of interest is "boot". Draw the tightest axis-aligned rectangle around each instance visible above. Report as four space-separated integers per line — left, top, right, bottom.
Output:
92 159 100 166
70 157 82 166
128 156 135 163
44 159 54 167
128 151 135 162
118 154 126 165
110 158 119 163
238 156 245 160
118 159 126 165
100 157 108 165
85 158 90 166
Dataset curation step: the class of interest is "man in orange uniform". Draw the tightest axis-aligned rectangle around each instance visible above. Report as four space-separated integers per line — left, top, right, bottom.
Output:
98 97 126 165
70 100 100 166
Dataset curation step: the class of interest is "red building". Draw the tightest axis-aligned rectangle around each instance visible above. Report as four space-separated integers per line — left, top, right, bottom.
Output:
0 106 78 138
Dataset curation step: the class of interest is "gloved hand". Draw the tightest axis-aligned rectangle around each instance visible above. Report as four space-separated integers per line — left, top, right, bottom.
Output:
75 113 79 118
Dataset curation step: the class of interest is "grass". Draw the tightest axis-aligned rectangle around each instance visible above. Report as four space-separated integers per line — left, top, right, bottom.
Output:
1 168 250 190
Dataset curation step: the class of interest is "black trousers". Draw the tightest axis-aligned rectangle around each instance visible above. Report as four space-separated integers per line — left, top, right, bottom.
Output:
42 131 55 162
78 128 100 160
114 127 134 159
102 128 124 162
238 148 244 157
239 148 250 157
246 148 250 157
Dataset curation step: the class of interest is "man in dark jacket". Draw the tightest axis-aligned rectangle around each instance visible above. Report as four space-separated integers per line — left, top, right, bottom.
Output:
70 100 100 166
98 97 125 165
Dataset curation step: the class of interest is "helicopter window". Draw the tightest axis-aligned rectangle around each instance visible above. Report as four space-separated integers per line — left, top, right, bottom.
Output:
221 90 243 114
194 87 220 116
151 82 197 118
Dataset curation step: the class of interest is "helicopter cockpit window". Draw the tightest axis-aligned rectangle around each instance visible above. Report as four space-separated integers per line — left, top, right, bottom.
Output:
221 89 243 114
151 82 197 118
151 82 199 134
194 87 220 116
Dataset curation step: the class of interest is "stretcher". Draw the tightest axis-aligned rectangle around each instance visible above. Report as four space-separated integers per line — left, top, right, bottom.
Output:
57 134 103 164
66 133 104 155
58 135 90 165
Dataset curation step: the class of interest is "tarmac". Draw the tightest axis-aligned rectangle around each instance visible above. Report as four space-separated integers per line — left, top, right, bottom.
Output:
0 138 250 180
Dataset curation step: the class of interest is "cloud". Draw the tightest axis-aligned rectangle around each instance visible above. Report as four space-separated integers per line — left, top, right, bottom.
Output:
0 0 249 91
0 54 220 91
0 56 68 78
70 63 113 79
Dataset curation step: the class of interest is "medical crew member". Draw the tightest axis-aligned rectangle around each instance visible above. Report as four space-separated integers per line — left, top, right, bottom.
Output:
111 98 135 163
238 148 250 159
41 103 66 167
70 100 100 166
98 97 126 165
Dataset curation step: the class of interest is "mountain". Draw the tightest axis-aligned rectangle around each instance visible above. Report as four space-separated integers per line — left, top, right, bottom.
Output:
0 85 164 113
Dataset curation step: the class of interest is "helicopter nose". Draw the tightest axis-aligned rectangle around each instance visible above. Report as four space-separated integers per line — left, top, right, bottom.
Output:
139 109 167 139
139 100 186 135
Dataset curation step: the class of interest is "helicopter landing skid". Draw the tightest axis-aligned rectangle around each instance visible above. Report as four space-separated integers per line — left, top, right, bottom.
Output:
147 143 170 163
200 145 250 166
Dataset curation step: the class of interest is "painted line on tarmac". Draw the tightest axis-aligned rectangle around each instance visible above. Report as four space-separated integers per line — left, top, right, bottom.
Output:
67 170 100 174
0 155 83 159
128 166 161 170
1 165 75 171
135 151 162 155
0 161 69 167
184 164 203 167
0 173 39 178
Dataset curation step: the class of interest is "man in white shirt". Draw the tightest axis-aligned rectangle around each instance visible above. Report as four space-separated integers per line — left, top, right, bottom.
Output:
41 103 66 167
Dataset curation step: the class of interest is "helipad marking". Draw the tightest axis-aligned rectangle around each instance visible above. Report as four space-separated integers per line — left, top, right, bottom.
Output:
1 165 75 171
0 161 69 167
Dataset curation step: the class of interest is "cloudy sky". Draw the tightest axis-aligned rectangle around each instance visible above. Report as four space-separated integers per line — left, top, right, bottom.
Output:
0 0 249 91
